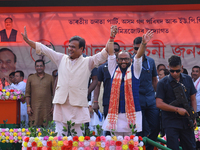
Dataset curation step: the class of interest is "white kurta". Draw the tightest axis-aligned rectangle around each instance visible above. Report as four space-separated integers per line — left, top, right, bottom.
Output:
36 42 108 124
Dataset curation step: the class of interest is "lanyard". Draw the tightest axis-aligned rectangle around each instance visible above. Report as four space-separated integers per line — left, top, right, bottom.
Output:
195 78 200 90
142 59 150 71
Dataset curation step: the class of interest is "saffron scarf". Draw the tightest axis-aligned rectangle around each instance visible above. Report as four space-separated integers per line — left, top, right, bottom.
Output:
107 65 136 130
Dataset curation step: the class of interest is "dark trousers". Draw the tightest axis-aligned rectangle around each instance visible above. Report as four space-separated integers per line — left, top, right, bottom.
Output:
165 127 196 150
103 105 110 136
137 106 160 150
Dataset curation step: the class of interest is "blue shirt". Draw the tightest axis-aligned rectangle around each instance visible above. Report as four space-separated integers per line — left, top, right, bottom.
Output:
156 73 197 129
97 62 111 106
138 55 157 108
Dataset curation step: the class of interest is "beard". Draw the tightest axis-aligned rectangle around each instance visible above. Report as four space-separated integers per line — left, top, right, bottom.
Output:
118 62 131 71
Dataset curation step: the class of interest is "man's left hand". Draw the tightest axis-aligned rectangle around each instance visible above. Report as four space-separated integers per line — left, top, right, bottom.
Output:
142 30 154 44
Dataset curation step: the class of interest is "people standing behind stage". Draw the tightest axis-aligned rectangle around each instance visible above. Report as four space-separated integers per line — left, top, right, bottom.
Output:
191 66 200 114
93 42 120 119
156 64 166 81
93 42 120 135
158 69 170 81
7 71 28 127
133 37 159 150
25 59 54 127
1 71 15 89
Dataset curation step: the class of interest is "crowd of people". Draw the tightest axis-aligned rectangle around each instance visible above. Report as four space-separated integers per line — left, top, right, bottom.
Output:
0 25 199 150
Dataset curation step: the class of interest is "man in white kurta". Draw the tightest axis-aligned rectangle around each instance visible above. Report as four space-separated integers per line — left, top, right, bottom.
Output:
21 25 118 136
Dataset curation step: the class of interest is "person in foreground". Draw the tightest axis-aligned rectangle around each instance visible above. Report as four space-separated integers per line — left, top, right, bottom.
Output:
21 25 117 136
156 55 197 150
102 30 154 136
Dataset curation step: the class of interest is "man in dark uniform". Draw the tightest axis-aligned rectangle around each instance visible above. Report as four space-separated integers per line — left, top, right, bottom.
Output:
156 55 197 150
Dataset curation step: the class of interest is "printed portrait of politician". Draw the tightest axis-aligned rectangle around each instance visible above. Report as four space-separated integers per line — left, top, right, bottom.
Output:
0 48 16 85
0 17 18 42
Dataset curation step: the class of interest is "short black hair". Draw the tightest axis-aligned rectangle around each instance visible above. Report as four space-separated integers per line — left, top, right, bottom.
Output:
35 59 45 66
0 48 17 63
9 72 15 77
157 64 166 70
164 69 170 76
182 68 188 75
192 66 200 70
168 55 181 67
15 70 24 78
133 37 142 45
114 42 120 52
69 36 85 51
5 17 13 22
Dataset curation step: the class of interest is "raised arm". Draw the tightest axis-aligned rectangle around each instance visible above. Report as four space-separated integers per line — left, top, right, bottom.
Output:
21 26 36 49
89 25 118 70
135 30 153 59
105 25 118 55
21 26 63 67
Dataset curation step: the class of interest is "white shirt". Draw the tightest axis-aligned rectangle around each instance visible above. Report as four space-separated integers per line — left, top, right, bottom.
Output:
194 77 200 112
10 81 26 94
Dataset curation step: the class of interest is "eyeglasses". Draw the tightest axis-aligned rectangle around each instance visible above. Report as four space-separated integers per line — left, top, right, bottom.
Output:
134 47 139 51
118 58 130 62
114 49 120 52
169 69 181 73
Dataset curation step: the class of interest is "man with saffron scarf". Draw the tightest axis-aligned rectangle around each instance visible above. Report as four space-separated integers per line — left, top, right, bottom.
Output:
102 30 153 136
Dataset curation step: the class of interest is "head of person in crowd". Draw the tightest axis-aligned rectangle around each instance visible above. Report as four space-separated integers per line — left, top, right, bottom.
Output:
168 55 182 80
116 51 132 71
158 69 170 80
68 36 85 60
14 70 24 84
191 65 200 82
4 17 13 30
35 59 45 74
157 64 166 74
9 71 16 84
158 69 165 80
114 42 120 57
181 67 188 75
133 37 144 55
0 48 16 79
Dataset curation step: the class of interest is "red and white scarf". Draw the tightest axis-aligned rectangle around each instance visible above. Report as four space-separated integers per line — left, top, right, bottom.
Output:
106 65 136 130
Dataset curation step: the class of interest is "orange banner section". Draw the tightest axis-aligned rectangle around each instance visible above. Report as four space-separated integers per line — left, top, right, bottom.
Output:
0 10 200 82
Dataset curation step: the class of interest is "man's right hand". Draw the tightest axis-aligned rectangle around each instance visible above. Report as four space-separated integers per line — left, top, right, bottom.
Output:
27 106 33 116
93 102 99 114
177 107 190 116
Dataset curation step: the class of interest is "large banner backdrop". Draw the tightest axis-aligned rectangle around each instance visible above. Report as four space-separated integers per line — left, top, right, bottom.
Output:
0 10 200 83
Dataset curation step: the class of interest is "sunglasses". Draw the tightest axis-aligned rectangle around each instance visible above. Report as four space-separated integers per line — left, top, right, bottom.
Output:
169 69 181 73
134 47 139 51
